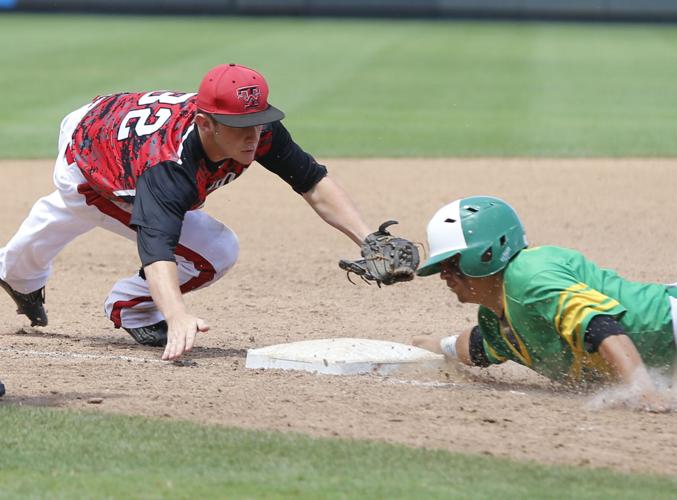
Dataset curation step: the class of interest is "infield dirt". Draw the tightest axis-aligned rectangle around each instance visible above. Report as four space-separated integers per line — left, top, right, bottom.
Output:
1 158 676 475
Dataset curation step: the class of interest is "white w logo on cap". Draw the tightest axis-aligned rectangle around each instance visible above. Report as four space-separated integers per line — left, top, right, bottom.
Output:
237 86 261 109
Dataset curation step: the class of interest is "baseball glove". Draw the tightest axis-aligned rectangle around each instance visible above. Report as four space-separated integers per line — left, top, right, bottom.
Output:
339 220 420 287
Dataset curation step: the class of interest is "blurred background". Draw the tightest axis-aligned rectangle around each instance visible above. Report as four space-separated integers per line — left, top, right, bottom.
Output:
1 1 676 158
4 1 677 21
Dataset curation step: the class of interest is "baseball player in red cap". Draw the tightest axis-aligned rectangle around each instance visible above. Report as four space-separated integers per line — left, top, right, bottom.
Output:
0 64 381 361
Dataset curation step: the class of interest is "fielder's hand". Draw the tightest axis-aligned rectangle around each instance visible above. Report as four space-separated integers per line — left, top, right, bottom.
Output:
339 220 420 287
162 312 210 361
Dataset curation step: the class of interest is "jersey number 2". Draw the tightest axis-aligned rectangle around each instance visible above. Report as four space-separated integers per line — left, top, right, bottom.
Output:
117 92 196 141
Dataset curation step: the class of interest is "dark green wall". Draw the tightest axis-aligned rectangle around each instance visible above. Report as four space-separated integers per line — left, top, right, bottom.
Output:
6 0 677 21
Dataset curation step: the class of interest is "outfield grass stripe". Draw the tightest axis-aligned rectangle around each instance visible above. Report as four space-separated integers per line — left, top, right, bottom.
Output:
2 14 677 158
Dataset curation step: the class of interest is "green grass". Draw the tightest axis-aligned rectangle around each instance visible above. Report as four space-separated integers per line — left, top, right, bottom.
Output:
1 13 677 157
0 405 675 499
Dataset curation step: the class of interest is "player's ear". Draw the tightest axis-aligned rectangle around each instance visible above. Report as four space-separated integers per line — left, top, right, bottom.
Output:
195 111 216 133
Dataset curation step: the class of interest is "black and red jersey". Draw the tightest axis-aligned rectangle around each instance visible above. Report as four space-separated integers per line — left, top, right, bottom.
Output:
68 91 327 266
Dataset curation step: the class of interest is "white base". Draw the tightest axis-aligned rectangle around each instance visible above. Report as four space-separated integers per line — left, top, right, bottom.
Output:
245 338 445 376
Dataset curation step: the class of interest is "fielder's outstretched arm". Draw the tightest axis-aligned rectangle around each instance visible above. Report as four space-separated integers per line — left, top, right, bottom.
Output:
144 260 210 361
302 175 370 246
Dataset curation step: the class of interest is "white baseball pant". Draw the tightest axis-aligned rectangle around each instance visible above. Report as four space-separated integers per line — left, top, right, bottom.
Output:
0 103 239 329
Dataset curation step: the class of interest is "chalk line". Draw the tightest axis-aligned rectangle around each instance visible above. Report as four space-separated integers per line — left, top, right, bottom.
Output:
0 347 163 364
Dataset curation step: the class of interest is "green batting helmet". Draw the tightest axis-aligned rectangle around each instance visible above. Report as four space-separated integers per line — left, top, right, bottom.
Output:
417 196 528 278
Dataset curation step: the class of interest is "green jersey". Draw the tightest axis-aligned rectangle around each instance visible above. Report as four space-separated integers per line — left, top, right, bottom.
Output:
477 246 676 383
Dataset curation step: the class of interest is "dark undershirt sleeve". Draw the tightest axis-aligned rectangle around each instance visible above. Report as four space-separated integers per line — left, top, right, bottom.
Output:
257 121 327 194
469 325 492 367
583 315 626 353
130 161 198 267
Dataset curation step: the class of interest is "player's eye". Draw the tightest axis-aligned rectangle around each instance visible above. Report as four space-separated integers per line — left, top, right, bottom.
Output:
441 257 462 275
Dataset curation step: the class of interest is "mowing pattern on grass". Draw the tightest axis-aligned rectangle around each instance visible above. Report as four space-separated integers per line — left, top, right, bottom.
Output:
1 14 677 157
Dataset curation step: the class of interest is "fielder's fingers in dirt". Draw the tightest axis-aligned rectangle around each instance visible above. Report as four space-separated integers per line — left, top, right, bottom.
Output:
162 328 187 361
184 319 210 353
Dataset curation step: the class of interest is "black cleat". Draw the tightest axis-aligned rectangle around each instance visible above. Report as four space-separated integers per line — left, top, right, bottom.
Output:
124 320 168 347
0 379 5 397
0 278 47 327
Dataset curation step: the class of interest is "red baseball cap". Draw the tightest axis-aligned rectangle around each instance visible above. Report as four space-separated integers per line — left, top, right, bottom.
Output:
196 64 285 127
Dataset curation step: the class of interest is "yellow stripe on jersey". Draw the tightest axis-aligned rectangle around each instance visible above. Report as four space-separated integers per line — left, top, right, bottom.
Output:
568 350 612 382
555 283 618 381
501 284 533 367
483 340 508 364
554 283 587 334
555 284 620 350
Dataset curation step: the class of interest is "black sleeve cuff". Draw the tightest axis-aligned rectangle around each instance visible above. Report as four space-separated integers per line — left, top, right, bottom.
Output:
294 163 327 194
584 315 626 353
469 325 492 367
136 226 179 268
